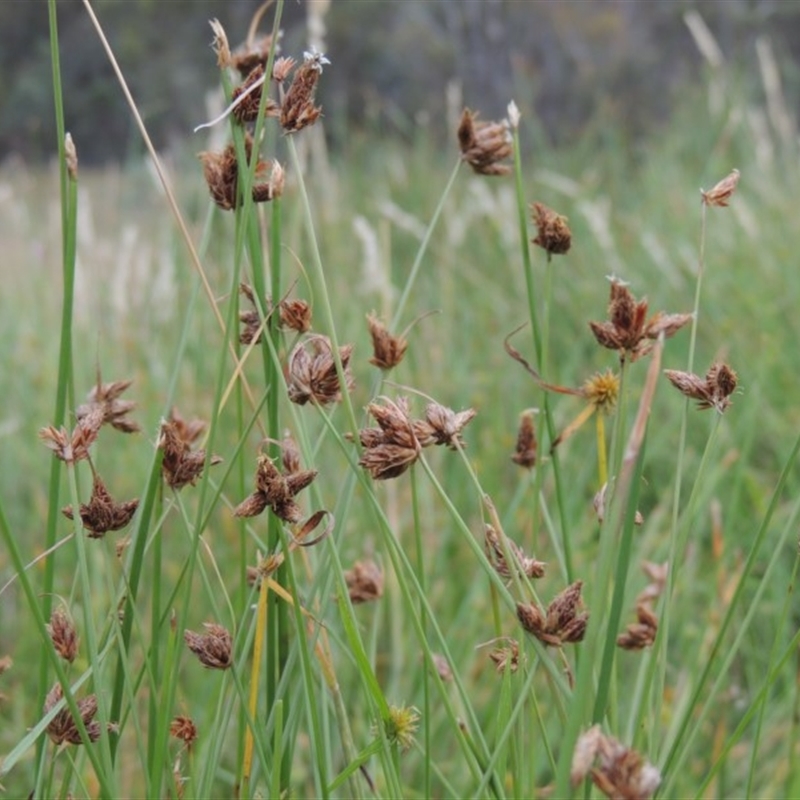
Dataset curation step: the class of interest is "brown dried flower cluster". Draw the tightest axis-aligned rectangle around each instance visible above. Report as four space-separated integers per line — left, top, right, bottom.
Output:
617 564 667 651
234 454 317 524
511 409 538 468
279 48 329 133
47 607 79 664
239 285 312 345
571 725 661 799
589 278 692 362
484 525 545 581
199 135 284 211
457 108 512 176
356 397 477 480
367 313 408 370
488 638 523 674
76 374 140 434
663 362 738 413
170 715 198 749
701 168 740 207
44 683 113 746
62 473 139 538
184 623 233 670
286 335 354 406
344 559 384 604
39 407 103 464
516 581 588 647
531 202 572 255
159 412 222 491
231 64 280 124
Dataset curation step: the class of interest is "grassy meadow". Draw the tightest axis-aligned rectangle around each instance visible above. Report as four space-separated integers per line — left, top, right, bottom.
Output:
2 6 800 798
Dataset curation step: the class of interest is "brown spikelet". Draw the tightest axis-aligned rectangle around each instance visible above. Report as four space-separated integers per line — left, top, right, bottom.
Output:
234 454 317 524
419 402 477 450
517 581 588 647
617 603 659 650
184 623 233 670
47 607 79 663
279 298 312 333
76 374 140 434
571 725 661 799
286 335 354 406
39 406 104 464
159 418 222 491
357 396 421 480
344 559 384 603
663 362 737 412
531 202 572 255
511 409 538 468
232 33 279 78
209 19 232 69
488 638 522 674
367 312 408 370
457 108 512 176
44 683 112 746
701 168 740 207
231 64 280 124
62 473 139 538
484 525 545 581
280 49 329 133
199 135 283 211
170 715 198 749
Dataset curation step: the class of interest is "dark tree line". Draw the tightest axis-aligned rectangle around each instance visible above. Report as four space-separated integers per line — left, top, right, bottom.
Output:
1 0 798 165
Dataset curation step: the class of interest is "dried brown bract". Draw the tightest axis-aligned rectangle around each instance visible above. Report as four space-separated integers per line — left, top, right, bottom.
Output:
47 607 79 663
457 108 512 176
367 312 408 370
170 715 198 749
280 298 312 333
209 18 231 69
511 409 538 468
159 418 222 491
44 683 108 746
488 638 523 674
571 725 661 799
531 202 572 255
415 402 477 450
617 603 659 650
168 406 207 447
344 559 384 603
286 335 354 406
76 374 140 434
62 474 139 538
39 407 104 464
485 525 545 581
234 454 317 524
231 64 280 124
516 581 588 647
184 623 233 670
701 168 740 207
664 362 738 413
280 48 329 133
589 278 691 362
199 135 283 210
357 396 421 480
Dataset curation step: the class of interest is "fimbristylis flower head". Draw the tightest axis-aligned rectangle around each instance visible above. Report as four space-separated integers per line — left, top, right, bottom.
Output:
457 108 512 176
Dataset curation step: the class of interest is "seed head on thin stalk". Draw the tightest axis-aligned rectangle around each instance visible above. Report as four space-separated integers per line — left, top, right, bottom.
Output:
516 580 589 647
47 606 79 664
663 362 738 413
44 683 116 746
344 559 384 604
531 202 572 256
62 472 139 538
484 637 524 674
286 334 354 406
589 278 692 363
231 64 280 124
279 48 329 133
484 524 546 581
39 406 104 465
457 107 513 175
184 623 233 670
367 312 408 370
76 371 140 434
158 416 222 491
701 168 740 207
511 408 538 468
357 396 421 480
170 715 198 750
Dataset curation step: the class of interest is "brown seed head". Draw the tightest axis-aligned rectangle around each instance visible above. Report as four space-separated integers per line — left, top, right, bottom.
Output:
518 581 588 647
617 603 659 650
272 55 296 83
280 49 329 133
168 406 207 447
232 32 280 78
511 409 538 468
663 361 738 413
159 418 222 491
62 473 139 538
358 397 421 480
76 374 140 434
231 65 280 124
484 525 545 581
234 454 317 523
44 683 104 746
421 402 477 450
344 559 384 603
531 202 572 255
279 298 312 333
701 168 740 207
286 335 354 406
457 107 512 176
488 639 522 674
571 726 661 799
48 607 79 663
170 715 198 748
184 623 233 670
367 312 408 370
39 406 104 464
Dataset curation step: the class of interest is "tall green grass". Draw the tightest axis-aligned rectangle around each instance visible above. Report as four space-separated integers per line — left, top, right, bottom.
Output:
1 2 800 798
